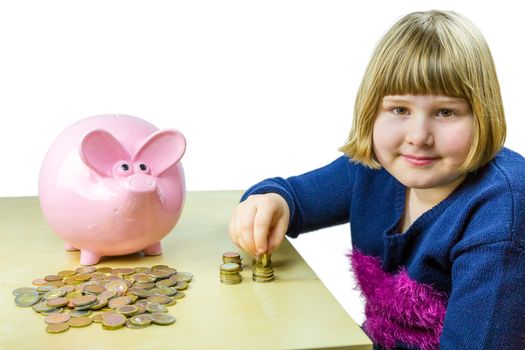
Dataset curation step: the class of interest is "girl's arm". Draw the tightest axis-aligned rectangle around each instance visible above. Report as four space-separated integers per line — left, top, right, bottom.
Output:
241 155 356 237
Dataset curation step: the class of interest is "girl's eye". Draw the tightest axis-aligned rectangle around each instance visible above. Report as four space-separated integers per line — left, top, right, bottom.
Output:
392 107 409 115
437 109 455 118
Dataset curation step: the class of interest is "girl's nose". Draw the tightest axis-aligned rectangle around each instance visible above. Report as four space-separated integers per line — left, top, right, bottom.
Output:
405 116 434 146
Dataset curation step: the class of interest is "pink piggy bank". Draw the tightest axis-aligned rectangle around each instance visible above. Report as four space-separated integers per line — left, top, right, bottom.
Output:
39 114 186 265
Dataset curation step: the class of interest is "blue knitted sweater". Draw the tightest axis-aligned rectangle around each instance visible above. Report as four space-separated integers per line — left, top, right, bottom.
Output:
241 147 525 349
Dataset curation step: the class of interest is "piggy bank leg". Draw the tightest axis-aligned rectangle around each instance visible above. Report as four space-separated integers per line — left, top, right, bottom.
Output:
64 243 79 251
80 250 102 266
143 242 162 256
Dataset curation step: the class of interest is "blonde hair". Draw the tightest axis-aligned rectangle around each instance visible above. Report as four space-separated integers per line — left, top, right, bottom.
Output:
340 10 506 173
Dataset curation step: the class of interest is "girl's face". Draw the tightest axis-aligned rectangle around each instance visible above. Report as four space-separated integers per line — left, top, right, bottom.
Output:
372 95 473 191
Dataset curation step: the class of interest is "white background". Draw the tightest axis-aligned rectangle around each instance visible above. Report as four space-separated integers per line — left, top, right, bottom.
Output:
1 1 524 326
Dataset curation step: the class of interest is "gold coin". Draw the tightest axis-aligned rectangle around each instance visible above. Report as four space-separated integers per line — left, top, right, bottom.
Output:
32 278 47 286
96 266 113 273
64 276 81 285
44 275 63 282
146 295 172 305
89 299 108 310
97 290 116 301
108 296 132 309
116 304 139 316
72 294 97 307
76 266 96 274
174 281 189 291
44 313 71 324
152 287 178 297
223 251 241 259
60 285 75 293
46 297 69 308
74 274 92 282
113 268 135 276
83 284 106 295
149 312 176 325
89 273 107 281
155 278 177 288
148 270 171 279
102 313 126 329
46 323 70 333
151 264 170 271
133 267 151 273
132 273 156 284
57 270 76 278
69 316 92 327
69 309 92 317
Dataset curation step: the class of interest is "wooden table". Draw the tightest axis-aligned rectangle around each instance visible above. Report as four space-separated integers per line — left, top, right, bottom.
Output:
0 191 371 349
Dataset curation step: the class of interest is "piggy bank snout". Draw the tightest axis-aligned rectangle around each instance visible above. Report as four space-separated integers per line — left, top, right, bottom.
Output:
125 173 158 193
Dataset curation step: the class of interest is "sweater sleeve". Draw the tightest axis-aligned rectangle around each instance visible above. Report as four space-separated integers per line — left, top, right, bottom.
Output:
240 156 355 237
440 188 525 349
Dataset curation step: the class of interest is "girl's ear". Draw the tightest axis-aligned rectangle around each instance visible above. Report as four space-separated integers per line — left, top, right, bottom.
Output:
80 129 130 177
133 129 186 176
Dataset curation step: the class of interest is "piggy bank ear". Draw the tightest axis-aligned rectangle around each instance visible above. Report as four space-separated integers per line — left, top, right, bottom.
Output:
80 130 130 177
133 129 186 176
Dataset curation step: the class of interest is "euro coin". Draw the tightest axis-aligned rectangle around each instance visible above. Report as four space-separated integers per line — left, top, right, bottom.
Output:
108 296 132 309
129 314 152 327
149 313 176 325
151 264 170 271
43 289 67 300
116 305 139 316
146 295 172 305
33 301 58 313
44 313 70 324
57 270 76 278
15 292 40 307
46 323 69 333
69 309 93 318
47 297 69 308
145 302 167 313
76 266 96 274
102 313 126 330
69 316 92 327
72 294 97 307
12 287 38 296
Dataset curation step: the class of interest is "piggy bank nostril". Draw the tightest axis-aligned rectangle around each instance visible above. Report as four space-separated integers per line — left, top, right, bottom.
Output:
145 179 155 186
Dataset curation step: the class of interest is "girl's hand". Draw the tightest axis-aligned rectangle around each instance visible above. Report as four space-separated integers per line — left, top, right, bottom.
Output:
228 193 290 257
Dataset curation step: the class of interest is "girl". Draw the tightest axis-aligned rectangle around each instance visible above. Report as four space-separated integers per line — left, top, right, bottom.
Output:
228 10 525 350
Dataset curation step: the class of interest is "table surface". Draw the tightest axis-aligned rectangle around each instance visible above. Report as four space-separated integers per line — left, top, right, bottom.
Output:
0 190 371 350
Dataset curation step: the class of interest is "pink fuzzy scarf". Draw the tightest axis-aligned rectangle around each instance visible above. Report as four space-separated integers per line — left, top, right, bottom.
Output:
348 249 448 350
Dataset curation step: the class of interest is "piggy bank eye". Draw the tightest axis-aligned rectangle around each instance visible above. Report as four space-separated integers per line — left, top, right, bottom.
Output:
136 163 150 174
113 161 134 177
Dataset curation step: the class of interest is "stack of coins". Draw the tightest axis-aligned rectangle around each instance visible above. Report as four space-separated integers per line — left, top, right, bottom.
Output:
252 254 274 283
222 251 242 270
219 263 242 285
12 265 192 333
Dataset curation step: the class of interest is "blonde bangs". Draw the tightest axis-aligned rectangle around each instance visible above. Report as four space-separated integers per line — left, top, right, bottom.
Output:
341 10 506 172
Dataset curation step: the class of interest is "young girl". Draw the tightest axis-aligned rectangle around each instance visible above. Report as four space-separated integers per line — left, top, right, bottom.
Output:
228 10 525 350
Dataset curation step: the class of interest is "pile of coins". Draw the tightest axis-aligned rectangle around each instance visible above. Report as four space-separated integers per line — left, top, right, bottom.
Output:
252 254 274 283
13 265 193 333
219 263 242 285
222 251 242 270
219 251 275 284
